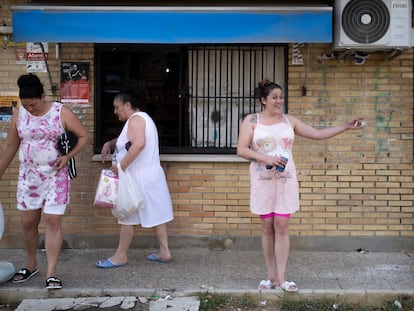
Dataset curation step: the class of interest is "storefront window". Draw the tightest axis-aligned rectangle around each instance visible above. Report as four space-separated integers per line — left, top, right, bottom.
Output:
95 44 286 154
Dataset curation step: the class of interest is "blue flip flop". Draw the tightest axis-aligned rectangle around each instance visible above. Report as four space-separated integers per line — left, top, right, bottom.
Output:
95 258 127 269
147 253 172 264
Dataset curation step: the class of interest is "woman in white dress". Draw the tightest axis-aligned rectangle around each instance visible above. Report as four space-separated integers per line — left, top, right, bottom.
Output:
96 90 174 268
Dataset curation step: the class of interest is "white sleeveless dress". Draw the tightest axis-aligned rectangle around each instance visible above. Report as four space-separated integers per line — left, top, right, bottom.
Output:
114 111 173 227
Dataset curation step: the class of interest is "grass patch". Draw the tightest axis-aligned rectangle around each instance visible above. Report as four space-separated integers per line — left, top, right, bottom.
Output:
281 297 371 311
197 292 260 311
197 292 414 311
281 295 414 311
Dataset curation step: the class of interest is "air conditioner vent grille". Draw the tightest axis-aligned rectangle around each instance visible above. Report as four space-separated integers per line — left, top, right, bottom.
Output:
342 0 390 44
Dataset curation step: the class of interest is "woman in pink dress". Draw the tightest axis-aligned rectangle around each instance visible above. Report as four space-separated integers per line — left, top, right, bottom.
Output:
237 79 364 292
0 74 89 289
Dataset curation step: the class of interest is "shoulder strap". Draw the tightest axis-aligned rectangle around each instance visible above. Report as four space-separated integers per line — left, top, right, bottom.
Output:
282 114 292 128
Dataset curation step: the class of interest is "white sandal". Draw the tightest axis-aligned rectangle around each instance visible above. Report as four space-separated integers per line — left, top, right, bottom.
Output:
280 281 298 292
258 279 273 290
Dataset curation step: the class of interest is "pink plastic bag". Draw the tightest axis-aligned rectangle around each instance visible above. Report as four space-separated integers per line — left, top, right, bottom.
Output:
93 169 119 208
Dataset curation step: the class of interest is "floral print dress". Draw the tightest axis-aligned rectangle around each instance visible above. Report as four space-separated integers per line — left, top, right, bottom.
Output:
16 102 69 210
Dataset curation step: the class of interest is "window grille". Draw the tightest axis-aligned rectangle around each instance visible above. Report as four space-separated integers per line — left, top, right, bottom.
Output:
188 45 286 149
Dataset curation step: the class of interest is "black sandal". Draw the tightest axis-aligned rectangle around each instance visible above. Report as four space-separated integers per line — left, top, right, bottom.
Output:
12 268 38 284
46 276 62 290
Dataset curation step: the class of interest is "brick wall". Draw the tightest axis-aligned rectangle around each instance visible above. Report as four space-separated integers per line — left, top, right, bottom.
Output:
0 1 413 249
288 44 414 238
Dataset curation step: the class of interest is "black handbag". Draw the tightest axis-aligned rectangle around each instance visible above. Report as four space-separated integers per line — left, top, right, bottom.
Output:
57 131 78 179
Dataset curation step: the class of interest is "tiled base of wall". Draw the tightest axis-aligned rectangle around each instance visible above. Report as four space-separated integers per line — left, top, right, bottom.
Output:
0 235 412 252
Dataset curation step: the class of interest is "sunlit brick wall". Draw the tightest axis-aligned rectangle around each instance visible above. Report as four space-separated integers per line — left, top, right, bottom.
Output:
0 1 413 247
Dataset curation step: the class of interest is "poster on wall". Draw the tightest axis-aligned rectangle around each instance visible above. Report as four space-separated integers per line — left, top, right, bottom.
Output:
26 42 48 72
0 95 19 121
16 46 26 65
0 94 19 138
60 62 90 105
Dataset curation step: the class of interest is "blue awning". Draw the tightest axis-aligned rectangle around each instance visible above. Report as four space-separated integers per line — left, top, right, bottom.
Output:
11 6 332 43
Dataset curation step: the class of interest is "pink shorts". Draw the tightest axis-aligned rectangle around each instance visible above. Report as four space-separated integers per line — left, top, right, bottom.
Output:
260 212 291 219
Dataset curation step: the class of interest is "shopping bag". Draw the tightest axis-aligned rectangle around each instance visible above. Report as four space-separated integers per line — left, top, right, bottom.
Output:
93 169 119 208
112 164 145 219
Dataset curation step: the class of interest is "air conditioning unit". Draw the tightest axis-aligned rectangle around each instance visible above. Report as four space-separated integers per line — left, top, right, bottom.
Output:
334 0 412 50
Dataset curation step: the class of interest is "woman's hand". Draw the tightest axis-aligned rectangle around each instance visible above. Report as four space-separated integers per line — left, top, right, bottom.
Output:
54 155 69 170
348 118 366 130
101 141 113 163
265 155 288 170
110 164 119 175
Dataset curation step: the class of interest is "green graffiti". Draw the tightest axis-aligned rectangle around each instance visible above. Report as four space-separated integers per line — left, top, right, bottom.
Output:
376 138 389 153
373 66 392 153
318 96 330 107
313 64 336 109
375 115 384 123
374 67 390 90
373 92 391 133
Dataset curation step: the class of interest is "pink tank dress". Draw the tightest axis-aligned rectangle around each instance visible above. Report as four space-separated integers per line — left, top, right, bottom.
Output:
249 114 300 215
16 102 69 210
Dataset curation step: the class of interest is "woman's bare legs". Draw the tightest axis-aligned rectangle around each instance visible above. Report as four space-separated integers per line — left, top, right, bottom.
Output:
14 210 41 281
260 216 293 288
273 216 290 286
260 217 276 283
104 223 171 264
109 224 135 264
153 223 172 261
43 213 63 278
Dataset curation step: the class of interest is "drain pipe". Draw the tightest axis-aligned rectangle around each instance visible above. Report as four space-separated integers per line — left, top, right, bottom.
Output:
36 42 58 97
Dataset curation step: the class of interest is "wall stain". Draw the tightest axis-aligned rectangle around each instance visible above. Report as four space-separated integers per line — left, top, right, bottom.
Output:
373 67 392 154
313 64 337 125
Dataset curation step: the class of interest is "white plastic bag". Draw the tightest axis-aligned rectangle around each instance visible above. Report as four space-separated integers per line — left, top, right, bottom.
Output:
0 202 15 285
0 261 15 284
94 169 119 208
112 164 145 219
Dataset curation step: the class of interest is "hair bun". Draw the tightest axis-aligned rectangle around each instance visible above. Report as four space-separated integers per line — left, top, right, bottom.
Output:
17 74 41 88
17 74 44 99
258 79 272 88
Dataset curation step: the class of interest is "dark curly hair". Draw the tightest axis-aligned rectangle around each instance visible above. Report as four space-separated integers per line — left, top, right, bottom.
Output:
17 73 44 99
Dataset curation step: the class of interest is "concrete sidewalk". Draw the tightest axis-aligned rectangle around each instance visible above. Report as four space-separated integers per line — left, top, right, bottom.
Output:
0 248 413 308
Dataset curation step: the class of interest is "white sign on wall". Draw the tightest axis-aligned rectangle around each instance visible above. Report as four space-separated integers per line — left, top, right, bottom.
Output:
26 42 48 73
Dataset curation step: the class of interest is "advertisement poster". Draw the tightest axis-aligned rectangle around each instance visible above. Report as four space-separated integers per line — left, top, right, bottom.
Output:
0 94 19 138
60 62 90 105
26 42 48 72
0 95 19 121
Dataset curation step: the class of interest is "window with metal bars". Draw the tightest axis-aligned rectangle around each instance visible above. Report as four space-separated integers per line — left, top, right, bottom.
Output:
187 45 287 151
95 44 287 154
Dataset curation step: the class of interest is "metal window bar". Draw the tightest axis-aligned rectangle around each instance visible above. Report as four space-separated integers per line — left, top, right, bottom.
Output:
188 45 285 149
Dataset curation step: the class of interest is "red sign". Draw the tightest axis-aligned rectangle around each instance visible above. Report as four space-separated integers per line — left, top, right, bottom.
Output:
60 62 90 105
